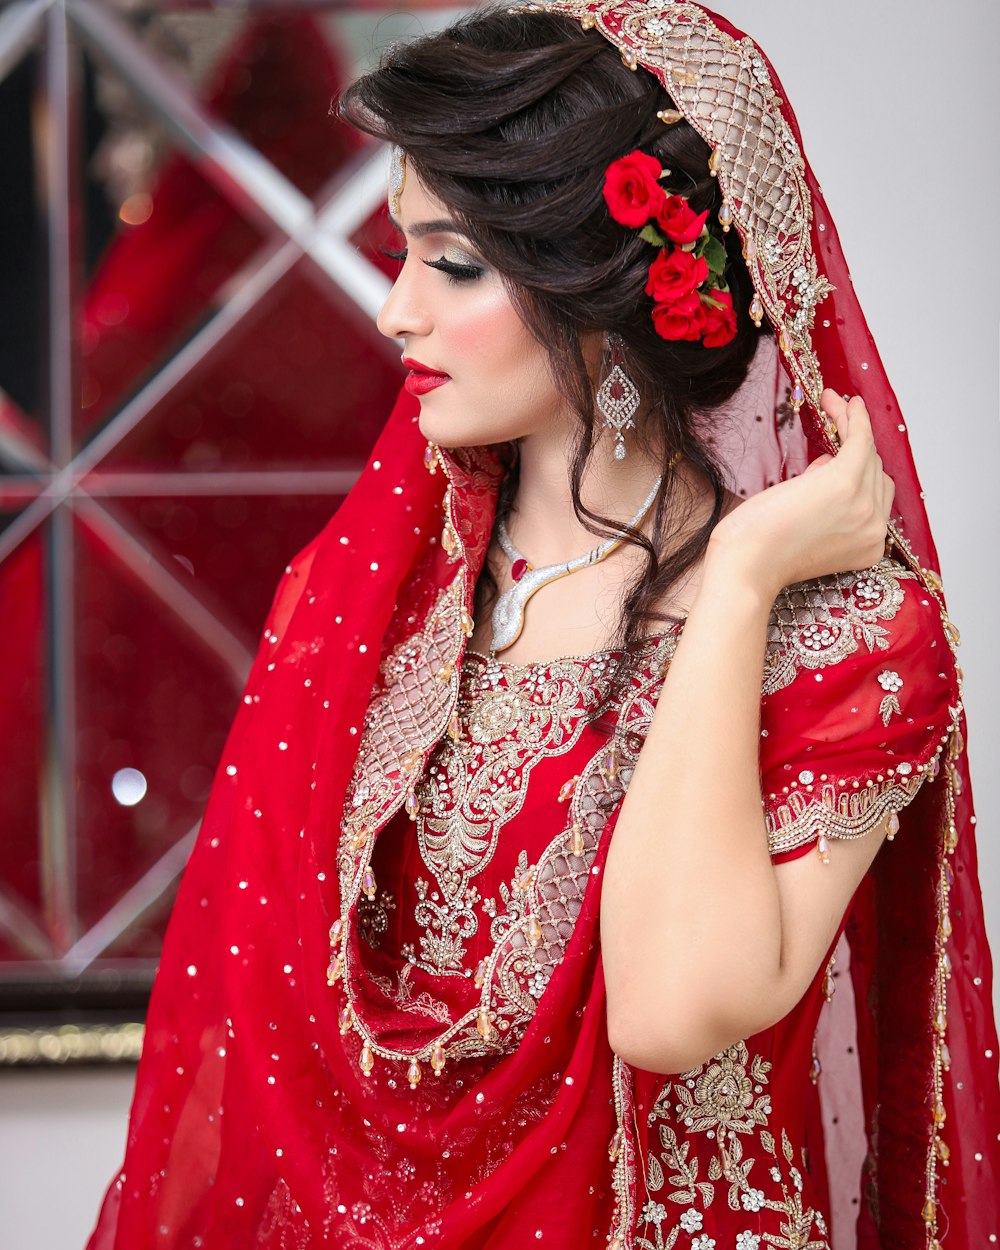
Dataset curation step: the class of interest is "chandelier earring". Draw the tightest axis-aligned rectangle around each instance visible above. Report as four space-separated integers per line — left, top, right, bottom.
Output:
596 333 641 461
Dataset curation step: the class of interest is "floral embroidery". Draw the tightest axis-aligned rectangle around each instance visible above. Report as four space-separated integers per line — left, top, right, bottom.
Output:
761 558 962 856
364 962 452 1026
633 1044 831 1250
641 1200 668 1227
762 560 910 698
679 1207 703 1232
759 1131 829 1250
877 668 903 725
661 1041 772 1137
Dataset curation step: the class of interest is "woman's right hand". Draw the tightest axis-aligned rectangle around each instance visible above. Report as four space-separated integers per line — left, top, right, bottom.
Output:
707 389 895 602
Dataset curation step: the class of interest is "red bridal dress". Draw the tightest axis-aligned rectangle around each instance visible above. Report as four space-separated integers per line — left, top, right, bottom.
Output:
86 412 998 1250
88 2 1000 1248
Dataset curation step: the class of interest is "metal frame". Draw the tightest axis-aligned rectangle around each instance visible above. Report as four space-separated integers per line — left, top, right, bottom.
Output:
0 0 402 1059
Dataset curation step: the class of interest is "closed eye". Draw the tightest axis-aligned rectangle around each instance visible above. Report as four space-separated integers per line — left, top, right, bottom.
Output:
423 257 483 283
379 245 484 284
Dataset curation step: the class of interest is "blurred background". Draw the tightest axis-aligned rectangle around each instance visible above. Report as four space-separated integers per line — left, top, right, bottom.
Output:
0 1 996 1246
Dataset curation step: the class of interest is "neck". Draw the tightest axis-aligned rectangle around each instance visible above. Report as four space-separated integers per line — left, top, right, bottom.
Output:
506 419 668 564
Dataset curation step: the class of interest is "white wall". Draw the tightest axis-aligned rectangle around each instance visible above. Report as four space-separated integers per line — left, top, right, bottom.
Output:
0 1067 135 1249
2 4 997 1249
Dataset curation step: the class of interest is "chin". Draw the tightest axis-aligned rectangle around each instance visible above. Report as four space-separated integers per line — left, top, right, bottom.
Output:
416 402 506 450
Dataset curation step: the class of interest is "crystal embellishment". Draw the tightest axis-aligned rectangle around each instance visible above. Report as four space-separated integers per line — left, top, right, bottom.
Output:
597 364 640 461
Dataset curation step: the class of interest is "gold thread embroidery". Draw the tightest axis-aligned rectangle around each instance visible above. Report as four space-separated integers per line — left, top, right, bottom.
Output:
766 774 925 857
632 1045 831 1250
876 668 903 725
763 560 911 698
405 651 613 974
357 887 396 952
338 634 678 1071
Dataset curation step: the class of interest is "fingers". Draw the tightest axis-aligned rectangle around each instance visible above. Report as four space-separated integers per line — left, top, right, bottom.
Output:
842 396 874 451
820 388 848 442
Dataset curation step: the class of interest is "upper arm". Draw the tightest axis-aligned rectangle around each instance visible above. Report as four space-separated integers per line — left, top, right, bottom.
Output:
768 811 888 1017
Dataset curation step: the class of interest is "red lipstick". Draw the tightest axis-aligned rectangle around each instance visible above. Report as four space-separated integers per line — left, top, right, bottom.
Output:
402 356 451 396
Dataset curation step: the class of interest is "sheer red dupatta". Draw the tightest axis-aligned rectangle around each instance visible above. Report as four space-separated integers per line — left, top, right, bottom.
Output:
87 398 507 1246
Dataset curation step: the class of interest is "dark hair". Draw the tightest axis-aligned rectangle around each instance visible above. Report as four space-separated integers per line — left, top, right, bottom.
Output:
340 7 764 712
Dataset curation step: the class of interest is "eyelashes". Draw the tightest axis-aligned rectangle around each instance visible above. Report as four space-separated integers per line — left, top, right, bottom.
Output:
379 246 484 284
426 258 484 284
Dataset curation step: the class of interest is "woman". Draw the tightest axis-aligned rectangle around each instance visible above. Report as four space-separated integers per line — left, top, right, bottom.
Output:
88 3 1000 1248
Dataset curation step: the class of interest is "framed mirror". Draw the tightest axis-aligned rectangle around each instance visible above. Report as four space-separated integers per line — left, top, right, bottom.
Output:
0 0 463 1063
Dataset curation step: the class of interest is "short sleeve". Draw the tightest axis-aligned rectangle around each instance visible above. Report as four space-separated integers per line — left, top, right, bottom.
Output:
758 558 961 862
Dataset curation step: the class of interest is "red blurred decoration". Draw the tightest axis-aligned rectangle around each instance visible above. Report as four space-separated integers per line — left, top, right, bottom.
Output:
0 13 402 985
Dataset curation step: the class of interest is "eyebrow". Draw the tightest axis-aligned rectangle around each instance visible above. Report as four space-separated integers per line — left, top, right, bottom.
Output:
388 216 467 239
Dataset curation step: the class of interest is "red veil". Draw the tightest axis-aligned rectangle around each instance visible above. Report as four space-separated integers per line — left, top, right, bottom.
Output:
88 4 999 1248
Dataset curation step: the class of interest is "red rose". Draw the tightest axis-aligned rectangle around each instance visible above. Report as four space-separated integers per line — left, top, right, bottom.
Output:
603 152 666 228
700 289 738 348
651 290 704 342
656 194 709 245
645 248 709 303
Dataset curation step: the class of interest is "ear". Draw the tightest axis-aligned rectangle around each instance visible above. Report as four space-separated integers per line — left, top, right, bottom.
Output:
581 330 606 380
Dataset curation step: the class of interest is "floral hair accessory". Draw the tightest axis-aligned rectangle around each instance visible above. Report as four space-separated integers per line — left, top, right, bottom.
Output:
603 149 737 348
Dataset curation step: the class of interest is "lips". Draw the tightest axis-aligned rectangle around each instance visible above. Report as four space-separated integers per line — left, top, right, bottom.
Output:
402 356 451 396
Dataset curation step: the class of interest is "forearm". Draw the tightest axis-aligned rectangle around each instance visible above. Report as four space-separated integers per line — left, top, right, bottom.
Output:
601 540 788 1068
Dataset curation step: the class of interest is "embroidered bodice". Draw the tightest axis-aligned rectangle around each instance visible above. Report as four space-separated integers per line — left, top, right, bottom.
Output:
357 634 677 1038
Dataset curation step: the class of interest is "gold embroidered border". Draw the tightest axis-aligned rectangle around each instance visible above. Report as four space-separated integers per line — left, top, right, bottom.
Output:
767 773 924 857
609 1053 637 1250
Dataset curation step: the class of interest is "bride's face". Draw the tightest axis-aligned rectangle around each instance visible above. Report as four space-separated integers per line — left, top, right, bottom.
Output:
376 167 573 448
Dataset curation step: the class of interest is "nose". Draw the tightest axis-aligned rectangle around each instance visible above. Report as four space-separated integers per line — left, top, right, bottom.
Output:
376 261 433 342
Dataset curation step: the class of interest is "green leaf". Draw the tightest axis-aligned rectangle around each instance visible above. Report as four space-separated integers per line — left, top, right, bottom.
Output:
639 224 667 248
703 233 727 275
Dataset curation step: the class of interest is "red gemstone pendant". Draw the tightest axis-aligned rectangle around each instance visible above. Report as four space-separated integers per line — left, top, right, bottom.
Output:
511 558 528 582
